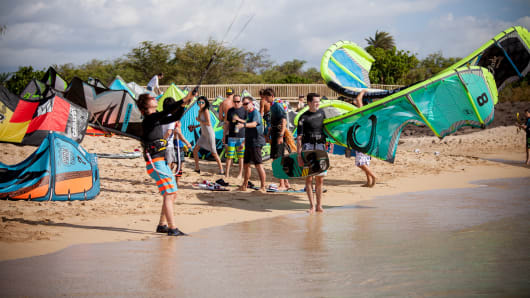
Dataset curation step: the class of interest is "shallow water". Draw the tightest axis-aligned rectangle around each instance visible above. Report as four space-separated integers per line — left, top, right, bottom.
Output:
1 178 529 297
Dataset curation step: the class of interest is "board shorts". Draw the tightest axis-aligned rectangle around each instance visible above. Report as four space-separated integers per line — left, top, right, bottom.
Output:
302 143 327 176
527 135 530 149
244 146 263 165
355 151 371 166
227 137 245 159
145 157 178 195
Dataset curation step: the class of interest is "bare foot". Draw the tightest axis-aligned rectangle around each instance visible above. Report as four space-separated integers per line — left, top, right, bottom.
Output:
307 208 315 214
255 188 266 193
236 175 242 180
316 207 324 212
361 183 370 187
237 186 247 191
369 177 377 188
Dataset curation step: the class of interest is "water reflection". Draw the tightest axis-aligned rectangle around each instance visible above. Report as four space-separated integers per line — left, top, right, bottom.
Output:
0 178 529 297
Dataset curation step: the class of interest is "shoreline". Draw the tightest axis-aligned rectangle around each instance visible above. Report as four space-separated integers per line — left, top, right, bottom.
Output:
1 126 529 261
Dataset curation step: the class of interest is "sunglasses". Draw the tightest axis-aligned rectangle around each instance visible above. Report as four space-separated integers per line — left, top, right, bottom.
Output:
198 101 205 104
243 102 250 106
234 101 241 103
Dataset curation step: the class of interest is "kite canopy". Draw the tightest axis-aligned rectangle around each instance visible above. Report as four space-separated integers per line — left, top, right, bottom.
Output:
0 85 88 145
321 41 407 99
64 77 143 139
319 26 530 163
157 84 188 111
0 132 100 201
323 66 498 163
443 26 530 91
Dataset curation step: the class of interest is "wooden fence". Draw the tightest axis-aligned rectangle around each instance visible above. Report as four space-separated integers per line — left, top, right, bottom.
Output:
158 83 402 102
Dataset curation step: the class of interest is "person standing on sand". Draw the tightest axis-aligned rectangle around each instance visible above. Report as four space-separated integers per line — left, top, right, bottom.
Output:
296 93 327 213
224 94 247 179
172 120 192 186
263 88 292 191
259 88 271 136
237 96 267 191
218 87 235 124
137 91 194 236
516 109 530 165
189 96 224 174
352 90 377 187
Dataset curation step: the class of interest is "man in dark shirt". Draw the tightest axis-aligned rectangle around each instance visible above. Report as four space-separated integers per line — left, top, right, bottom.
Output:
224 95 248 179
296 93 326 213
237 96 267 191
263 88 291 191
137 91 194 236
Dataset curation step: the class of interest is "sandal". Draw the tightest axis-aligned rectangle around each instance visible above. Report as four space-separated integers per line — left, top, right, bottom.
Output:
194 169 200 174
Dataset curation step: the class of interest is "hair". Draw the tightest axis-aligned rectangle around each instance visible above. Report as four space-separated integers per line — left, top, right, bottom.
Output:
137 93 152 112
233 94 241 101
306 92 320 103
258 89 265 96
298 95 305 99
262 88 275 97
242 96 253 103
157 72 164 77
163 97 176 111
197 95 210 111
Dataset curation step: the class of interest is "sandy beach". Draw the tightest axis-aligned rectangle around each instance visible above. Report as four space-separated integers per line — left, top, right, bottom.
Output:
0 123 529 261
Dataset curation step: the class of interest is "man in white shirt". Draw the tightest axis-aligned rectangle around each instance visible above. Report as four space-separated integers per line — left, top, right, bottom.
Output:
147 73 164 95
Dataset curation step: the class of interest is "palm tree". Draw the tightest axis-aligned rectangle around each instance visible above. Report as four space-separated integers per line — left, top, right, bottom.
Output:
365 30 395 50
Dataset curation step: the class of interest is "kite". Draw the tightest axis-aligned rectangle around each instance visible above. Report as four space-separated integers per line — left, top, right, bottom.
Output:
320 26 530 163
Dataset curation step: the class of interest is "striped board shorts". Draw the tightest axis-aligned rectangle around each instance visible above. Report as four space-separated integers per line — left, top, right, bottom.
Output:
146 157 178 195
227 137 245 159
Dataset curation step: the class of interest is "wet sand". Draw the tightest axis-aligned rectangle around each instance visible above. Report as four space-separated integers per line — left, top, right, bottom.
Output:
1 177 528 297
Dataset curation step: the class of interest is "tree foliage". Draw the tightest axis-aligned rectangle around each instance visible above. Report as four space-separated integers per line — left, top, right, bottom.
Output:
3 66 45 96
366 46 418 85
2 36 528 102
365 30 395 50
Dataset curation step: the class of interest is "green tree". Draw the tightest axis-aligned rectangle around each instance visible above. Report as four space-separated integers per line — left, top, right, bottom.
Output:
406 52 461 83
365 30 395 50
0 72 10 84
366 46 418 85
242 48 273 74
123 41 175 84
3 66 45 95
171 39 245 84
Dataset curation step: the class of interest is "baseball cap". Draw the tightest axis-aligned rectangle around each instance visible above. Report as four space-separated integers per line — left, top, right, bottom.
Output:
226 88 234 95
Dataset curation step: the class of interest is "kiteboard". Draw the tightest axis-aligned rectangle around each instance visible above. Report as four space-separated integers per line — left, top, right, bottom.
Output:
272 150 329 179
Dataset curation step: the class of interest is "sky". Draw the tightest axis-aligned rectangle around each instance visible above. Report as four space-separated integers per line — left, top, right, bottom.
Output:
0 0 529 75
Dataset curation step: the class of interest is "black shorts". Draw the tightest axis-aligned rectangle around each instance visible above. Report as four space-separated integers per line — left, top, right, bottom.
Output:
244 146 263 164
527 136 530 149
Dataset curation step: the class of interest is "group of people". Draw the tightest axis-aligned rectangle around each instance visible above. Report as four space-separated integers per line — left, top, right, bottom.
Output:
137 79 379 236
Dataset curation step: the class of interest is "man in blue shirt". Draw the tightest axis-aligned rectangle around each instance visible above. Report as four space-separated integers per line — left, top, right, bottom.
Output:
237 96 266 191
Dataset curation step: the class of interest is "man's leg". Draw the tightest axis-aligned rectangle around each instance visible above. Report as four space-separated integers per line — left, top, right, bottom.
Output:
162 192 177 229
315 176 324 212
239 164 251 191
255 163 266 191
236 143 245 179
305 176 315 213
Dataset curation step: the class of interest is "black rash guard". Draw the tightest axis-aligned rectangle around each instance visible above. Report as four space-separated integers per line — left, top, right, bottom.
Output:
297 109 326 145
141 101 186 161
